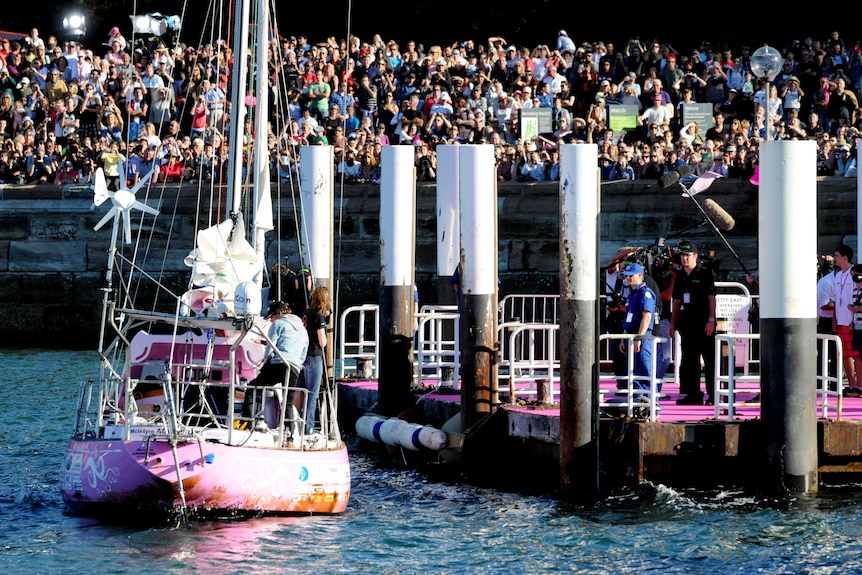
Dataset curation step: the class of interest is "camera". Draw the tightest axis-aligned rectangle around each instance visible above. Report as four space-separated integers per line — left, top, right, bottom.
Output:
607 291 627 311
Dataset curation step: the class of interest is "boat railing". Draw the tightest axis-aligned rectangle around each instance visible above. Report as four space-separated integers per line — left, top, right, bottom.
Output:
416 305 460 388
598 333 664 421
122 368 311 448
338 304 380 379
501 322 560 404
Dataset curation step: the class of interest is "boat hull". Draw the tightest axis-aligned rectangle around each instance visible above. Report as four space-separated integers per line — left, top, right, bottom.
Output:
61 433 350 519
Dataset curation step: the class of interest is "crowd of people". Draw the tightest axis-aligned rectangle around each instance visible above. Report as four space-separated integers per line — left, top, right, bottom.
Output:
0 26 860 187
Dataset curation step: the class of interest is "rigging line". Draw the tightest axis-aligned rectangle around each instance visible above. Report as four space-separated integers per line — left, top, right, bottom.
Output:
333 0 354 377
268 0 285 291
130 169 168 311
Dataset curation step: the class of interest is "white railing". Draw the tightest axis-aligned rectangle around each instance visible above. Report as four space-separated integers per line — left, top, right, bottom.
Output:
498 295 561 395
713 332 844 421
713 333 761 421
416 305 460 388
817 333 843 420
599 333 664 421
499 293 560 324
503 322 560 403
337 304 380 378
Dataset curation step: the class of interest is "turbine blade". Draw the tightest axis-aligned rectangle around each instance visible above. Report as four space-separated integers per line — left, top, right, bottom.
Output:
122 210 132 244
132 200 160 217
93 168 109 206
94 207 118 231
131 168 155 195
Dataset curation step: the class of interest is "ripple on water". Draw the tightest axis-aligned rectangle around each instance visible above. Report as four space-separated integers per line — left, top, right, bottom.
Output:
6 350 862 575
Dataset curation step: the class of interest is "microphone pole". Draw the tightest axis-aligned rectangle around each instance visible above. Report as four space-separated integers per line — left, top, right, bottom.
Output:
675 180 759 291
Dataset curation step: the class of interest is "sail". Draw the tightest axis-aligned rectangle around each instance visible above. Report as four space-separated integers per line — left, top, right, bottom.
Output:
184 212 259 292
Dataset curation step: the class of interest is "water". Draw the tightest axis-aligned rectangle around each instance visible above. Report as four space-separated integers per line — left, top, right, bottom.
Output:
4 349 862 574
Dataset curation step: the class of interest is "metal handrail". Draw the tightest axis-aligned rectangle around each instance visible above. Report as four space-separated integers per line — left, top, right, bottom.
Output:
599 333 664 421
337 304 380 378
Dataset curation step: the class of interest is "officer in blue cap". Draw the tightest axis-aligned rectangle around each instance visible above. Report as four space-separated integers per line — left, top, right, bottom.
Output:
620 262 658 391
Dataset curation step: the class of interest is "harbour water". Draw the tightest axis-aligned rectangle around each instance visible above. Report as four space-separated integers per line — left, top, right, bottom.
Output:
4 348 862 574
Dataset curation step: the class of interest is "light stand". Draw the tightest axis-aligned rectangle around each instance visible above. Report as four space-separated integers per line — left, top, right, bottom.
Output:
751 45 783 141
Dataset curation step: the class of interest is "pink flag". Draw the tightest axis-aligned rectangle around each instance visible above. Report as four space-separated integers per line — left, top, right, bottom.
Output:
685 172 723 196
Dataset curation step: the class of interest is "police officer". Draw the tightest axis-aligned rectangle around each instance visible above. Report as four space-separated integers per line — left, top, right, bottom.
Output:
619 263 658 390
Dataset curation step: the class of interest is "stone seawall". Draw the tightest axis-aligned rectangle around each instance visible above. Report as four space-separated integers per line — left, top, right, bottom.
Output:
0 177 855 348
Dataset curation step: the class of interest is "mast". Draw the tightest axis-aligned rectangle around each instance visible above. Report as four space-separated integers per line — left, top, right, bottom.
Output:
227 0 250 213
251 0 273 281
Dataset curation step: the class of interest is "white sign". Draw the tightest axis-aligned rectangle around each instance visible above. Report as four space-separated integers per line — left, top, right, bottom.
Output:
716 294 751 367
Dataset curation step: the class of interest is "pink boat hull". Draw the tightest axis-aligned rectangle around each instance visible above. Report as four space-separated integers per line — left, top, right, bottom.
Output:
61 435 351 519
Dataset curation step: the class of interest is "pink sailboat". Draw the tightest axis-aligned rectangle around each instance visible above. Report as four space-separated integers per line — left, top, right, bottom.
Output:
61 0 350 522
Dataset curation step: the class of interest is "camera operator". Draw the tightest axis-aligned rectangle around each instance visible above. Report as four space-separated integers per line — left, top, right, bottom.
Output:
27 144 56 184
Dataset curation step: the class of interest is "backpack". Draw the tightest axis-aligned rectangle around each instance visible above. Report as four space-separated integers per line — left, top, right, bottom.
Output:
270 263 311 315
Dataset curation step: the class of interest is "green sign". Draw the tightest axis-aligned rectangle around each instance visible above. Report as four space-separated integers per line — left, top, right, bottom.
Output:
608 104 639 134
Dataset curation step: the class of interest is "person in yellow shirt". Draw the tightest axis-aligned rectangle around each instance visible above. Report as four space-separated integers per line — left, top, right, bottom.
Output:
99 142 126 190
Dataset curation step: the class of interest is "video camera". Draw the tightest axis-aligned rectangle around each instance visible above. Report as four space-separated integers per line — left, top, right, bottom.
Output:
623 238 720 282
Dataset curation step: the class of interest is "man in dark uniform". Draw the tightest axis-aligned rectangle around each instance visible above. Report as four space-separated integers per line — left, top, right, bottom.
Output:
669 240 717 405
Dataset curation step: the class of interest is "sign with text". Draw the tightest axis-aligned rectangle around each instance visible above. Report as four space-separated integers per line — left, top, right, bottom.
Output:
681 103 714 134
608 104 639 136
519 108 553 140
716 293 751 368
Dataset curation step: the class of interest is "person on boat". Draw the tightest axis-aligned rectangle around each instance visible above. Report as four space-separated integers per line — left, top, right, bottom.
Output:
302 286 331 435
242 300 308 423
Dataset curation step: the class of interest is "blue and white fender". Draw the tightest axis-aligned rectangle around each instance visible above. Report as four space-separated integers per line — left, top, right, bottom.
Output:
356 415 449 451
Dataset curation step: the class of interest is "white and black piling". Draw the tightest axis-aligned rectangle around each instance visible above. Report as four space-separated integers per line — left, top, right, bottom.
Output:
458 145 498 431
557 144 600 499
300 145 334 365
435 145 460 386
378 145 417 416
436 145 460 307
759 140 818 492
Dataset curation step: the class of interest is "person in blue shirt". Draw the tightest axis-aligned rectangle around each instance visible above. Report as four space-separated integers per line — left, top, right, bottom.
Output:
619 262 657 391
241 300 308 421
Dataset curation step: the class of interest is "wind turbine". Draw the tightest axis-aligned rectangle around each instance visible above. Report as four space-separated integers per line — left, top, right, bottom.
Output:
92 167 159 244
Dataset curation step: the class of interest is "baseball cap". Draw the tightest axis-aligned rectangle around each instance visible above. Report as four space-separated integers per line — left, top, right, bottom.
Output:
264 300 290 319
678 241 698 254
622 263 645 276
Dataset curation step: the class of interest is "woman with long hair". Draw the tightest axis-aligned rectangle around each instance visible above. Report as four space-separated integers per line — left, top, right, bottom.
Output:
301 285 331 435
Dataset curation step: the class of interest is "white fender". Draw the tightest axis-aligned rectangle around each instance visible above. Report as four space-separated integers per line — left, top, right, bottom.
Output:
355 414 387 443
417 425 449 451
378 418 407 447
357 415 450 451
396 423 449 451
396 422 425 451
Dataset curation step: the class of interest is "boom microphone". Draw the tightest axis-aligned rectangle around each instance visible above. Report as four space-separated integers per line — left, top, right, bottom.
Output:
658 165 693 189
702 198 735 231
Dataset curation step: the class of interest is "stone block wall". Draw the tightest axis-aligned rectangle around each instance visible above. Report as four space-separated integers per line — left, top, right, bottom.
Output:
0 176 855 348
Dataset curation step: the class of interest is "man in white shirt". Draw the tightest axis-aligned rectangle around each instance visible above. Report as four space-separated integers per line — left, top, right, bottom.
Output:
818 255 837 380
831 245 862 393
